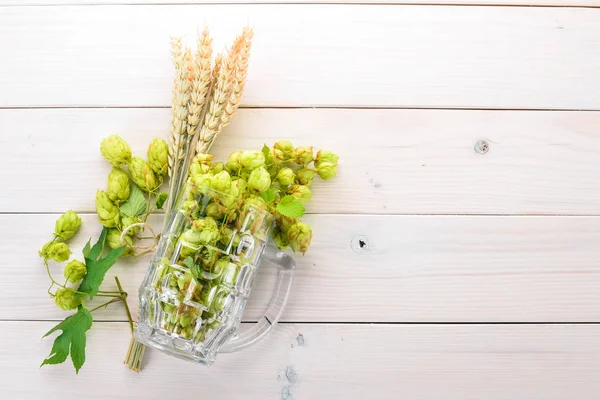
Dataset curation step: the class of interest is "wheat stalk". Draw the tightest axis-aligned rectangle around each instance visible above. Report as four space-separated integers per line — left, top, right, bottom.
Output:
187 28 213 137
167 37 192 178
194 51 233 155
221 27 253 129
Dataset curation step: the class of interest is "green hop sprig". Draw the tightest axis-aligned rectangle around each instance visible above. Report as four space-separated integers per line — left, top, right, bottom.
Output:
107 167 130 204
64 260 87 283
100 134 132 167
54 210 82 241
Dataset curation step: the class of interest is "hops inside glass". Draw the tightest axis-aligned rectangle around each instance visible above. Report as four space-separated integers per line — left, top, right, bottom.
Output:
135 186 295 365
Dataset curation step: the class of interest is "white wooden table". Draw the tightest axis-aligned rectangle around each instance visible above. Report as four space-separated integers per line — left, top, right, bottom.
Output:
2 1 600 399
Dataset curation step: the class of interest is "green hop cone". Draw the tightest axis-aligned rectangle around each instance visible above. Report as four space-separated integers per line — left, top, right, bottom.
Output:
122 216 141 236
274 140 294 158
229 177 247 198
277 168 295 186
211 170 232 193
190 162 211 177
246 195 269 211
205 202 224 219
107 228 135 256
296 168 316 186
191 217 220 244
129 156 159 192
273 227 290 250
63 260 86 283
100 134 132 167
248 166 271 193
54 210 82 241
106 167 130 204
226 151 243 171
147 138 169 176
292 146 314 166
96 190 120 228
240 151 265 170
289 184 312 204
210 162 225 175
192 173 213 190
194 153 214 165
315 150 339 169
39 241 71 262
54 288 81 311
316 162 338 180
288 221 313 254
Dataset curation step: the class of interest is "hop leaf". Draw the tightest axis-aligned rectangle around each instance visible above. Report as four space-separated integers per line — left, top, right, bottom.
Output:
155 192 168 210
54 210 82 241
260 188 277 203
78 228 125 299
119 183 147 218
276 195 306 218
41 306 93 374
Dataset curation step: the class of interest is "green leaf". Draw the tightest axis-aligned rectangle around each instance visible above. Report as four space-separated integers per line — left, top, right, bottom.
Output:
155 192 168 210
183 257 194 269
120 183 147 217
79 246 125 299
261 144 271 161
276 195 306 218
78 230 125 299
82 227 107 259
41 306 93 374
260 188 276 203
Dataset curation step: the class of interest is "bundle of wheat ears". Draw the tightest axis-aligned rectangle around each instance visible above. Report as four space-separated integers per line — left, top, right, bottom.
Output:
126 26 253 372
165 26 253 216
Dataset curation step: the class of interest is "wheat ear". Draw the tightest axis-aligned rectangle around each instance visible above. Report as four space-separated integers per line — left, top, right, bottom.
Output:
221 27 253 129
167 37 192 178
194 51 235 155
187 28 213 137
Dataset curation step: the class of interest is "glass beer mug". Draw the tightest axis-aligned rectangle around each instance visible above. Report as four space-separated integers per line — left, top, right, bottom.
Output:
134 187 295 365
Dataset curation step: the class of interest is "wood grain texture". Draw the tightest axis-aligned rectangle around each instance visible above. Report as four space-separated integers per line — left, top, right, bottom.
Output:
4 321 599 399
2 1 600 6
1 6 600 109
4 108 600 215
7 214 600 322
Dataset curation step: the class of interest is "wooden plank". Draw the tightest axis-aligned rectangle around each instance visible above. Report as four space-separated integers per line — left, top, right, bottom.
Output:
2 1 600 6
1 6 600 109
4 108 600 215
6 214 600 322
3 321 599 399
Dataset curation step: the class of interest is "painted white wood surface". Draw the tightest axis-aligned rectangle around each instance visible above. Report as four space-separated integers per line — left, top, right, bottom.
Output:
3 108 600 215
7 213 600 322
2 1 599 397
3 0 599 5
1 6 600 109
3 322 599 399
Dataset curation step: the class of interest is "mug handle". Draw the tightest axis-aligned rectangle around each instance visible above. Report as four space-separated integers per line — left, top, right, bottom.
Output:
220 245 295 353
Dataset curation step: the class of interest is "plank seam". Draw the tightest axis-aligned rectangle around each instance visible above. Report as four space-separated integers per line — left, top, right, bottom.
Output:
0 3 599 9
3 319 600 324
2 105 600 112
